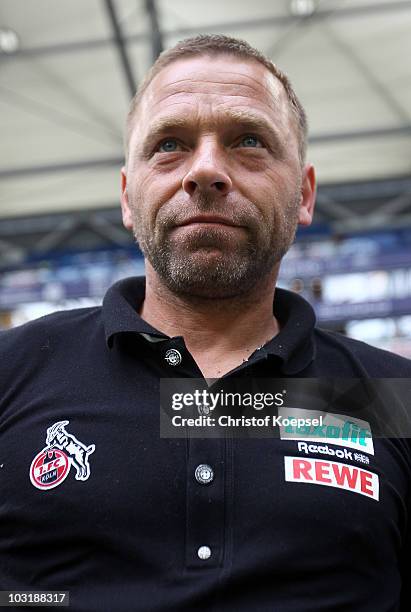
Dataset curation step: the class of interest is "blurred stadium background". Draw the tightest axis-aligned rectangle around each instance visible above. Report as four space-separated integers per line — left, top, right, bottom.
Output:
1 0 411 356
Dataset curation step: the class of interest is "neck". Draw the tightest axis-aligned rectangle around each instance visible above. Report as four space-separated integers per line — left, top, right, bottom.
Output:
140 262 281 359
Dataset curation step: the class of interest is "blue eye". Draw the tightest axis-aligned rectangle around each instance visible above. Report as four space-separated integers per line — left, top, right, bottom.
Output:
158 139 179 152
239 135 262 148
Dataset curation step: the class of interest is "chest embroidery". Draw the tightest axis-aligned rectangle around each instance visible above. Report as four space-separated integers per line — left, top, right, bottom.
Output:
30 420 95 490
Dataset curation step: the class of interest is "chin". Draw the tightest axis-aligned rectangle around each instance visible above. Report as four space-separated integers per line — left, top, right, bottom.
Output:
160 262 261 299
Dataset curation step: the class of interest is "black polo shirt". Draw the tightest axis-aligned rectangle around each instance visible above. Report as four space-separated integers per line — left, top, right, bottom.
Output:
1 276 411 612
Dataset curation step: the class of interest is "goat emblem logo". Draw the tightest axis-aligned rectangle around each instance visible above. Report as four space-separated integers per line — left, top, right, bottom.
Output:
30 420 95 490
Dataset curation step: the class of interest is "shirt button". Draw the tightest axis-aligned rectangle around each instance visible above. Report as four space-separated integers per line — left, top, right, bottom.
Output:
164 348 182 366
197 403 211 416
198 546 211 560
195 464 214 485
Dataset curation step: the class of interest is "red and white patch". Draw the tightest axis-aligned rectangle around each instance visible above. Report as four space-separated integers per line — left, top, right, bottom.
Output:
30 448 70 490
284 456 379 501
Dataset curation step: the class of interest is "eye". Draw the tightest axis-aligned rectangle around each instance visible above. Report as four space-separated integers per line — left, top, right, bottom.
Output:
158 138 181 153
237 135 263 148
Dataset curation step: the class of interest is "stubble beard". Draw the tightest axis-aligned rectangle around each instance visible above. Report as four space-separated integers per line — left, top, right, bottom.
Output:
130 191 300 299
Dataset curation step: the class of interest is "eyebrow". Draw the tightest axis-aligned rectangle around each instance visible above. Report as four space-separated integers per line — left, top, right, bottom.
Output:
139 109 286 157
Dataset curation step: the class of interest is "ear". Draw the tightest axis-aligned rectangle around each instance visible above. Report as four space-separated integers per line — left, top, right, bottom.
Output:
298 163 316 226
120 167 133 231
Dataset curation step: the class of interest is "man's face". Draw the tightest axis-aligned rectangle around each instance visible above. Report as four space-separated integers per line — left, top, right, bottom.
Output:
122 54 315 298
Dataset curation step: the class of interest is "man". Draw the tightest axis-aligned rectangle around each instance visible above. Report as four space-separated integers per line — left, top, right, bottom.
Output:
1 35 410 612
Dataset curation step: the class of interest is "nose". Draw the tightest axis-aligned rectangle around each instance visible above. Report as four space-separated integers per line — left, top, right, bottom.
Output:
182 141 232 197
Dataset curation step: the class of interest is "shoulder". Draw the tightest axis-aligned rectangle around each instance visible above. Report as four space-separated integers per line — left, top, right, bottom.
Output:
0 307 102 380
0 306 101 348
313 327 411 377
0 307 104 415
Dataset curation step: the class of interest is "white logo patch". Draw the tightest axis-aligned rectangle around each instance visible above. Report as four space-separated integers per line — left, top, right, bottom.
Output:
284 456 379 501
279 408 374 455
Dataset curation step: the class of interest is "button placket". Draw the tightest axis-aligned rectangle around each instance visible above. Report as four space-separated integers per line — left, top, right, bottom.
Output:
185 439 225 569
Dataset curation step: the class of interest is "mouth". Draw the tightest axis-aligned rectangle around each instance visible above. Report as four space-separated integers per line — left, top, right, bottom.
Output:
178 215 242 228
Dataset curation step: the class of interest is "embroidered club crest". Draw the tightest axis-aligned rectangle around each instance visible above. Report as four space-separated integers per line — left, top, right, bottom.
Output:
30 420 95 490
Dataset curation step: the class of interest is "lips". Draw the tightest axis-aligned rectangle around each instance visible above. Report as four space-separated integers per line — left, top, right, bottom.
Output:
178 215 240 227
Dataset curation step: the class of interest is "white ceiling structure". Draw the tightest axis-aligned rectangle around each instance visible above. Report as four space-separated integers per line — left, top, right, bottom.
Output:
0 0 411 234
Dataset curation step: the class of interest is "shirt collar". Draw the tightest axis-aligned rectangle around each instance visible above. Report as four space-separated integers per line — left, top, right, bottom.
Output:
102 276 316 374
103 276 166 346
267 287 316 374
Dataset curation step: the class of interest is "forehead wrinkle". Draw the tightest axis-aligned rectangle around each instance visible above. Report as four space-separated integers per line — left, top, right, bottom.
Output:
151 86 264 109
156 65 283 96
160 77 265 92
150 86 283 116
144 64 286 122
156 79 278 105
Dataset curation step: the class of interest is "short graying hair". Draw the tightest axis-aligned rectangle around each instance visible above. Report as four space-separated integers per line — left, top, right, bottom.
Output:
125 34 308 165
